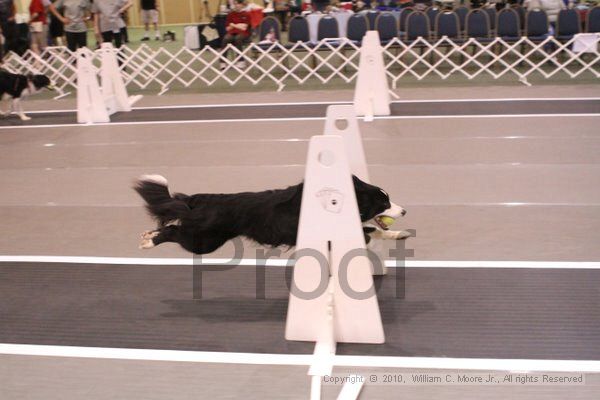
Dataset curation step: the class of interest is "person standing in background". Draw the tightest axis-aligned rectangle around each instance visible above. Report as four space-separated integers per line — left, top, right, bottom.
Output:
0 0 16 58
92 0 132 48
220 0 250 69
49 0 92 52
140 0 159 41
29 0 48 55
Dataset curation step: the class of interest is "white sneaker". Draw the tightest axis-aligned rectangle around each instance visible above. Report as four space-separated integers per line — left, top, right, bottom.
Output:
219 62 227 70
235 60 247 69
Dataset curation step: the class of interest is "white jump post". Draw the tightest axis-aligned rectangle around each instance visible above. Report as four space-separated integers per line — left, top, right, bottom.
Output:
323 105 370 183
76 48 110 124
76 43 142 124
286 135 384 400
323 105 388 276
99 42 142 115
353 31 391 122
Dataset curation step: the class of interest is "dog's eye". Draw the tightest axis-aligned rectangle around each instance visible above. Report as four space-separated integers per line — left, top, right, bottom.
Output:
379 189 389 199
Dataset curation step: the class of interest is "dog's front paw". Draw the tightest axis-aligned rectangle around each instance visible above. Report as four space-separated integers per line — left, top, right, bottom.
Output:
139 238 155 249
393 230 412 240
19 115 31 121
141 230 159 239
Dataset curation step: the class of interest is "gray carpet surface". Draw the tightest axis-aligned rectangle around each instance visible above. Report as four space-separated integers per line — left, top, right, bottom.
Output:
1 262 598 360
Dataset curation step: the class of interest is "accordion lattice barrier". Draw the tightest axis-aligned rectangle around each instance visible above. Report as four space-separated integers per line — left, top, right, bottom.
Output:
2 36 598 95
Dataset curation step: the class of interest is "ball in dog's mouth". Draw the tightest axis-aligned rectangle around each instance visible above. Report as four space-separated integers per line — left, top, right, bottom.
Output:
375 216 395 230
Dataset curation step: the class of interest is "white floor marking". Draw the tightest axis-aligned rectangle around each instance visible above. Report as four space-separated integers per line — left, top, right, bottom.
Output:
1 344 599 372
0 255 599 269
1 113 599 130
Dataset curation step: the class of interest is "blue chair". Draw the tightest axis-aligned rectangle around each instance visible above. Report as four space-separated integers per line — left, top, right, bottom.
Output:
425 6 440 34
483 7 497 33
497 8 521 42
511 4 526 32
375 12 399 43
287 16 310 44
317 15 340 41
525 9 549 42
435 11 462 42
406 11 430 42
346 13 368 44
405 11 430 62
258 16 282 43
466 9 492 43
399 7 414 38
586 6 600 33
366 10 380 30
556 9 580 42
454 5 469 32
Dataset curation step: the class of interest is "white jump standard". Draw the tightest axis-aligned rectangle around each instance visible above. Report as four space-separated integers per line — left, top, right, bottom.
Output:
76 43 142 124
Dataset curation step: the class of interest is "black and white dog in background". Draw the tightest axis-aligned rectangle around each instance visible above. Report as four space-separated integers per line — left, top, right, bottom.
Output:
134 175 410 255
0 71 53 121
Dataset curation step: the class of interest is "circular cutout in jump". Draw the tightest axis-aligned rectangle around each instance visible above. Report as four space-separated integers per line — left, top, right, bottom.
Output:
335 118 349 131
318 150 336 166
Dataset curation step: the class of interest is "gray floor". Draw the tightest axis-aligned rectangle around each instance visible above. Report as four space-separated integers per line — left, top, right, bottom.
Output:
1 84 599 399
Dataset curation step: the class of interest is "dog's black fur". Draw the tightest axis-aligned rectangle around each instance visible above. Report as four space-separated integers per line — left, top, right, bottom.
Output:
135 175 399 255
0 71 53 120
0 71 51 98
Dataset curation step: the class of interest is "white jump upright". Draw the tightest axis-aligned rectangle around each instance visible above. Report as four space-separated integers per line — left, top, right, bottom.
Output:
323 105 370 183
286 135 384 400
77 43 142 124
353 31 391 122
100 42 133 115
323 105 389 276
76 48 110 124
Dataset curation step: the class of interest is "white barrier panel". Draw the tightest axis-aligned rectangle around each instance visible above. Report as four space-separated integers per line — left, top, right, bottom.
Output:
285 135 384 345
353 31 391 121
323 105 370 183
99 43 142 115
76 49 109 124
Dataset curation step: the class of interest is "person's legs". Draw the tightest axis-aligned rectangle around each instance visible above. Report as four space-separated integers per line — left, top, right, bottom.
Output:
30 32 42 55
232 33 249 67
142 10 150 40
101 30 114 43
220 33 236 67
152 9 160 40
112 31 122 48
65 32 76 52
76 31 87 49
67 31 87 51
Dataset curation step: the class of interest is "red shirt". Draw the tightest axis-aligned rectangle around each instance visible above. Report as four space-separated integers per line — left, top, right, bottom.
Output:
226 11 250 37
29 0 47 24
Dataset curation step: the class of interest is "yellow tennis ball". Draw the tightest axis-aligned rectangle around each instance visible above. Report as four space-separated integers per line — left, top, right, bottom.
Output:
380 216 395 227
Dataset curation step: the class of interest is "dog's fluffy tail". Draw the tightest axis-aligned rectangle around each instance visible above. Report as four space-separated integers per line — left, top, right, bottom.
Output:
134 175 190 225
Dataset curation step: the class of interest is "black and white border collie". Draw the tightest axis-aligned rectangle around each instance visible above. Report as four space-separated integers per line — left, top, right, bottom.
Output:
134 175 410 255
0 71 53 121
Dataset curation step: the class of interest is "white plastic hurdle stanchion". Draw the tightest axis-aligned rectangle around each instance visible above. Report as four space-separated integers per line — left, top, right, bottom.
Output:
353 31 391 122
99 42 142 115
323 105 388 276
322 105 370 183
286 135 385 400
76 48 110 124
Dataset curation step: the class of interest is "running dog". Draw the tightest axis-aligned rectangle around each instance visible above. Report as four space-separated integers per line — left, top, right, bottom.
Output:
0 71 53 121
134 175 410 255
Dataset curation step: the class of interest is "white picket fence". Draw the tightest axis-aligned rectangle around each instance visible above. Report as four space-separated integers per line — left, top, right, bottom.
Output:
2 35 598 96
